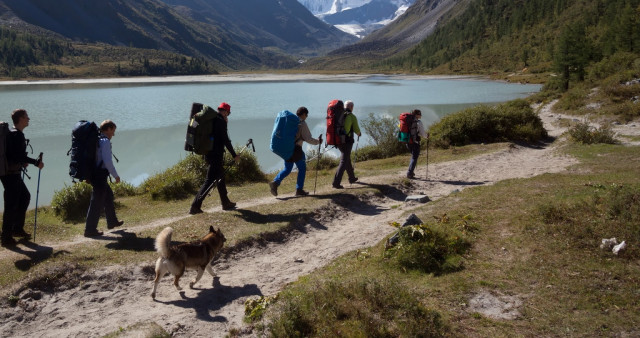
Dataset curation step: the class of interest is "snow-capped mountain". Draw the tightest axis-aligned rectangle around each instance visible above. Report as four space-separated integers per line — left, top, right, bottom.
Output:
298 0 415 38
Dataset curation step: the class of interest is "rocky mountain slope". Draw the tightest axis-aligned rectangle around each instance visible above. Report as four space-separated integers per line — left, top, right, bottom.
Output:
298 0 416 37
0 0 357 70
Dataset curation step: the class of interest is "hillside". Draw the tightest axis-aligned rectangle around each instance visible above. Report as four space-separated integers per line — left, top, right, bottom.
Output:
0 0 356 75
160 0 357 57
378 0 640 76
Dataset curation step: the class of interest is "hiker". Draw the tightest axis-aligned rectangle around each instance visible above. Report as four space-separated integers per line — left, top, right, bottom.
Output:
269 107 322 197
405 109 428 179
84 120 124 238
190 102 240 214
1 109 45 247
332 100 361 189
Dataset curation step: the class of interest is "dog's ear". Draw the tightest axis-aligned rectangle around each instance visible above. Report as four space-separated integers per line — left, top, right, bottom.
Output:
209 225 214 233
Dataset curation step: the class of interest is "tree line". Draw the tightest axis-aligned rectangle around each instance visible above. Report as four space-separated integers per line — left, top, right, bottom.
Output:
379 0 640 90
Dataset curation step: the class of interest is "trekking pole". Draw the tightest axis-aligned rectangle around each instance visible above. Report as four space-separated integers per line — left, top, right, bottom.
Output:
33 152 43 242
200 138 254 199
353 135 360 172
313 135 322 195
425 136 429 181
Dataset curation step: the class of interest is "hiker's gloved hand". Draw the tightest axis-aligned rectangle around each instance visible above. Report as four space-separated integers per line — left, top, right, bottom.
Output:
234 155 240 164
115 176 121 184
37 161 44 169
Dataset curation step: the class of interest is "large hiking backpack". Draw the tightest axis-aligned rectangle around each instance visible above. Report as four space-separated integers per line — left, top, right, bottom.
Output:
326 99 345 146
0 121 9 176
398 112 418 144
185 103 218 155
69 120 100 182
270 110 300 161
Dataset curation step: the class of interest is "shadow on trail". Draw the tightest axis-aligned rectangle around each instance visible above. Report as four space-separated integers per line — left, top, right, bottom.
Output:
420 179 487 186
351 182 407 202
233 209 320 229
104 230 155 252
7 241 68 271
156 277 262 323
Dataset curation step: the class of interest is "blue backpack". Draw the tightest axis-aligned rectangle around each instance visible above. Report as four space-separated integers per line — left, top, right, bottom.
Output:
270 110 300 161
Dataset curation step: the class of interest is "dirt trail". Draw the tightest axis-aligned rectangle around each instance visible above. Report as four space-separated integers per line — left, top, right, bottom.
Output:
2 104 634 337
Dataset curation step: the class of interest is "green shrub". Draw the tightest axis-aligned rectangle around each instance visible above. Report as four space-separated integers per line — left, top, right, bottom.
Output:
223 147 268 185
140 149 267 201
139 154 207 201
568 121 619 144
360 112 407 158
51 182 93 222
387 220 471 275
588 52 640 82
306 148 339 170
268 277 446 337
109 180 137 197
555 85 589 111
429 99 548 148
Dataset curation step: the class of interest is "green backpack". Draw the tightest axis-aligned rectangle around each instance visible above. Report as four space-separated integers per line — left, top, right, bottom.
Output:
184 103 218 155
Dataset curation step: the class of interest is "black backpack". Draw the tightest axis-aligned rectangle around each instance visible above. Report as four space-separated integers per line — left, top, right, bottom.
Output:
68 120 100 182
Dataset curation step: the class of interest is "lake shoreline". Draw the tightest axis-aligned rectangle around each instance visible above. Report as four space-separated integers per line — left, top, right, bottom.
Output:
0 73 483 86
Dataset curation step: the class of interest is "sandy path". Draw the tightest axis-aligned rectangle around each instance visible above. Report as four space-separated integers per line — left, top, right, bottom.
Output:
2 102 635 337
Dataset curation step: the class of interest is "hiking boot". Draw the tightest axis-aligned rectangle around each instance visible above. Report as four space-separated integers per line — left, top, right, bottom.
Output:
1 237 17 247
107 220 124 230
222 201 237 211
332 183 344 189
295 189 309 196
189 207 204 215
407 172 415 179
269 181 278 196
349 177 358 184
84 230 104 238
12 230 32 240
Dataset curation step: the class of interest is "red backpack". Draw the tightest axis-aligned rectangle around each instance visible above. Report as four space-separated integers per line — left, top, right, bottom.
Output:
325 99 345 146
398 112 418 144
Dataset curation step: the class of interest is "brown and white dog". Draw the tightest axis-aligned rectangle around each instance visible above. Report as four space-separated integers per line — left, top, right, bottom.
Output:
151 226 226 299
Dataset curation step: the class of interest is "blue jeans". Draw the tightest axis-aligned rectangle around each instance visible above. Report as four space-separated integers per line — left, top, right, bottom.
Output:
85 170 118 233
273 152 306 190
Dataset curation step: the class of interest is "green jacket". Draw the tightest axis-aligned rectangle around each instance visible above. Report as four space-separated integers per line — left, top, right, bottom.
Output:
344 113 361 141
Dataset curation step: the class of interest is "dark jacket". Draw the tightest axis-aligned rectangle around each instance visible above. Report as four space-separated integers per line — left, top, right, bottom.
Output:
209 113 237 159
6 128 38 174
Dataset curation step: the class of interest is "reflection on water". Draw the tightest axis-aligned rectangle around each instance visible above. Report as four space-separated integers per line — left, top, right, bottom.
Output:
0 76 540 210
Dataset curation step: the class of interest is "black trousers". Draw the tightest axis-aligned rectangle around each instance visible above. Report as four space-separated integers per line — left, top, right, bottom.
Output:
191 155 229 208
1 174 30 239
333 142 356 185
85 169 118 233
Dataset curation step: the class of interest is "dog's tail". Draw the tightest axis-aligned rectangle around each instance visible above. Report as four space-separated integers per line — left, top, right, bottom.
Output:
155 227 173 258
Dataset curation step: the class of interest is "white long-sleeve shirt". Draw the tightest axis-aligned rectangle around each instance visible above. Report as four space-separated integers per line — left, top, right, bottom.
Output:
96 136 119 178
416 120 427 138
296 120 321 146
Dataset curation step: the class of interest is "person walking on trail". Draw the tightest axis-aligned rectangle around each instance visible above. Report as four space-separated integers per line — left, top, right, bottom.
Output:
190 102 240 214
269 107 322 197
332 100 361 189
84 120 124 238
1 109 45 247
405 109 428 179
